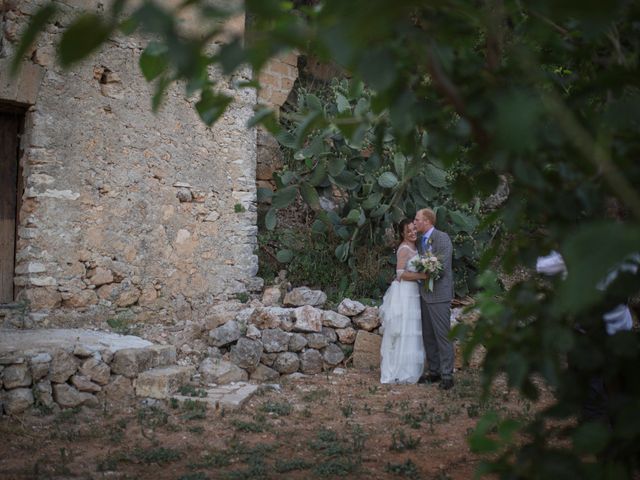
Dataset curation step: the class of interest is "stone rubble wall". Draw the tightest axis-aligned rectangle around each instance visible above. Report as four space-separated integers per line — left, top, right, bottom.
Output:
0 1 260 330
0 340 179 415
196 286 385 384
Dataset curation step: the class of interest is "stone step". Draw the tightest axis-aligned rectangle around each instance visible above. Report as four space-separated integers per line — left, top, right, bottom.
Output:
134 365 195 399
111 345 176 378
170 382 259 412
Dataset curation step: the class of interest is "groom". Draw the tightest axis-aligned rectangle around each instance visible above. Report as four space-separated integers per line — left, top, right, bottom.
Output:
414 208 455 390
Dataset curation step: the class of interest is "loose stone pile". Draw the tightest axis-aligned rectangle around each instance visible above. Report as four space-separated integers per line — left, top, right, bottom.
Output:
199 286 383 384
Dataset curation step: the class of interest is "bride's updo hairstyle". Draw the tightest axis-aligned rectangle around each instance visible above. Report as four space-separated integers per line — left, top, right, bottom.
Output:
396 218 414 247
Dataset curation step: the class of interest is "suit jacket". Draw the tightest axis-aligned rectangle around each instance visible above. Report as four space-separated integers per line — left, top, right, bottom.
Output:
417 228 454 304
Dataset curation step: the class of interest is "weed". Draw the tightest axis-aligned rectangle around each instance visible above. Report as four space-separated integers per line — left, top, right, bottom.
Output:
368 385 379 394
467 403 480 418
390 429 421 452
181 399 207 421
399 400 410 412
401 412 423 429
313 457 359 476
133 447 181 465
231 419 265 433
234 203 246 213
178 385 208 398
236 292 250 303
170 397 179 409
341 402 354 418
96 451 129 472
189 451 232 469
301 406 312 418
350 423 367 452
363 403 372 415
260 400 292 416
301 388 330 403
384 401 394 413
385 459 420 477
274 458 313 473
188 425 204 434
137 405 168 429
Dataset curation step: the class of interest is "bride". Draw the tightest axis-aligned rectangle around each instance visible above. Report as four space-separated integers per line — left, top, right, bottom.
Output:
380 219 427 384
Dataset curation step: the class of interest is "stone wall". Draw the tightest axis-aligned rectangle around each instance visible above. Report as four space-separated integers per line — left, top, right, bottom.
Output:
0 1 260 329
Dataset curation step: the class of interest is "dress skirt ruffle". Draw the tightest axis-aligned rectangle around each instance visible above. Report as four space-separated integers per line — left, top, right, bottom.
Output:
379 280 425 384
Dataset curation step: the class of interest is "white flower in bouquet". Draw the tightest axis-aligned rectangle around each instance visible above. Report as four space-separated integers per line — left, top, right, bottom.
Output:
411 253 443 292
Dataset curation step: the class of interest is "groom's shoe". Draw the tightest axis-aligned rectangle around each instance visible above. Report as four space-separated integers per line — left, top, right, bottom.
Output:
418 373 441 384
439 378 454 390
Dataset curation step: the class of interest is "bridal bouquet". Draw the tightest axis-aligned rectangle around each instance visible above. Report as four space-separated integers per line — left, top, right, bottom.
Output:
411 253 443 292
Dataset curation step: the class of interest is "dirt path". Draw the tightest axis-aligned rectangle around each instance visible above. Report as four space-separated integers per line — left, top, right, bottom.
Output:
0 367 540 479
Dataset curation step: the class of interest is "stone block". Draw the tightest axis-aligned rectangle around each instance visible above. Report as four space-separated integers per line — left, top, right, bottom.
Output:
53 383 98 409
134 365 195 399
337 299 366 317
352 331 382 370
283 287 327 307
79 357 111 385
111 348 155 378
49 350 79 383
2 388 34 414
199 357 248 385
97 375 134 411
2 364 32 389
322 310 351 329
352 307 380 331
292 306 322 333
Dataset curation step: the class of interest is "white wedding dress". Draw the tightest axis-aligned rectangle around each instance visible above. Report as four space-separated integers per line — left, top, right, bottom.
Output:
379 244 425 384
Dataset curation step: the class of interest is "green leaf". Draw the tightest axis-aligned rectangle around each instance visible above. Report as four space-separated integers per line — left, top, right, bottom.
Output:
425 163 447 188
335 242 350 262
276 249 294 263
378 172 398 189
59 14 114 67
558 223 640 314
196 90 232 126
449 210 479 234
354 98 369 116
10 4 58 75
332 170 359 190
393 153 406 179
371 204 389 218
279 171 296 186
328 157 346 177
217 38 245 74
308 161 327 186
306 94 323 112
271 186 297 209
265 208 277 230
505 352 528 389
256 188 273 202
336 93 351 113
358 47 396 91
345 209 361 224
311 219 328 233
572 422 611 454
362 192 383 210
300 182 320 210
139 42 169 81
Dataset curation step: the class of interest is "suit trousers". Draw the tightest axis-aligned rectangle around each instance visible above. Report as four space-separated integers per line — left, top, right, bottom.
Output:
420 298 454 379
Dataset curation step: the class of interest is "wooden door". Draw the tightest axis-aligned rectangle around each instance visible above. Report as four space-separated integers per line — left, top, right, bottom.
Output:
0 112 20 303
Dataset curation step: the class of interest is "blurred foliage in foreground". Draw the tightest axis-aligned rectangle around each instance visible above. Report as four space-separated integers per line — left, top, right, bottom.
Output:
13 0 640 477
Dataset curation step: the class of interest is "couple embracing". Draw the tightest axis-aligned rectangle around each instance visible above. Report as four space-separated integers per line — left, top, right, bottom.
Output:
379 208 455 390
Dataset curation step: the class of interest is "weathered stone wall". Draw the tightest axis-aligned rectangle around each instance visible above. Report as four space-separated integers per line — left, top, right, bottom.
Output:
0 1 260 330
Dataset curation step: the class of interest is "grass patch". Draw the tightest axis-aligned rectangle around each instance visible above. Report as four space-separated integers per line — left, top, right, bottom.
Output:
385 459 420 477
178 385 208 398
390 429 421 452
133 446 181 465
301 388 330 403
180 399 207 421
274 458 313 473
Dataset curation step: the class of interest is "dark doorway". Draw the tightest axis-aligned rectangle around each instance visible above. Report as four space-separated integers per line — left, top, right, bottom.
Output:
0 107 25 303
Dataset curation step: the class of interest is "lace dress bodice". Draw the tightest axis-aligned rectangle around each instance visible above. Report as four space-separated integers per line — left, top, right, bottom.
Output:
396 243 419 280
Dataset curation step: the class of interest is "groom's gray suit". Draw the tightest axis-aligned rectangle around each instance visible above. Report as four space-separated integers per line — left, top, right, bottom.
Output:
417 228 454 380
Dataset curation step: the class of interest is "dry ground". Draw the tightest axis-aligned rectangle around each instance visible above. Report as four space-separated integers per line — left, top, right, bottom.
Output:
0 367 545 480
